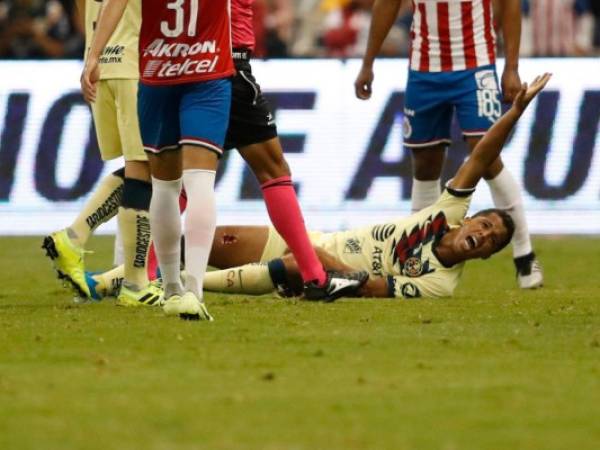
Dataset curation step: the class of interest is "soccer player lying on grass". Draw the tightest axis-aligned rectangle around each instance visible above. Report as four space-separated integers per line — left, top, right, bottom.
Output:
88 74 550 301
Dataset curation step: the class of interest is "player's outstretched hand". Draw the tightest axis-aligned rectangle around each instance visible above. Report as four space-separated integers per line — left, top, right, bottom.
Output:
512 73 552 113
355 65 374 100
81 57 100 103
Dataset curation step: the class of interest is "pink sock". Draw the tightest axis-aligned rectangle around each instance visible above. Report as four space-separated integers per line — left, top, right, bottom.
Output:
261 176 326 286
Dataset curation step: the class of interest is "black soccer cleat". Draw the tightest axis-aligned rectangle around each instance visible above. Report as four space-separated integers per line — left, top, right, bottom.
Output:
514 252 543 289
303 270 369 302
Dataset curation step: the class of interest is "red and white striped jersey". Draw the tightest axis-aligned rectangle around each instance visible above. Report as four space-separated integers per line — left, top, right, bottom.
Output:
139 0 235 85
409 0 496 72
531 0 576 56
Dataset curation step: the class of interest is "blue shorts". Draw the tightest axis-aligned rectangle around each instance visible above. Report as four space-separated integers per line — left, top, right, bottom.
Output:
403 65 501 148
138 78 232 156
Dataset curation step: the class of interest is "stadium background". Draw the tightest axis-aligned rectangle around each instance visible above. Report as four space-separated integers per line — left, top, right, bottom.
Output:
0 58 599 234
1 2 600 450
0 0 599 235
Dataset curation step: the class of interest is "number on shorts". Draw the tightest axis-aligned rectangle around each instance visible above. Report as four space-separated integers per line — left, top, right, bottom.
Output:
477 89 501 122
161 0 199 37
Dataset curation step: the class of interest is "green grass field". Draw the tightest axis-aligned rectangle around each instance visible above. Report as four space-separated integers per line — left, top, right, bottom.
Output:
1 236 599 450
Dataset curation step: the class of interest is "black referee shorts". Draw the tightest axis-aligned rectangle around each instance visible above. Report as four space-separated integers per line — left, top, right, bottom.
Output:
224 51 278 150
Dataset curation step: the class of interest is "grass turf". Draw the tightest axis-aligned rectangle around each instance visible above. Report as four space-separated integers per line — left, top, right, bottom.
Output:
0 236 599 450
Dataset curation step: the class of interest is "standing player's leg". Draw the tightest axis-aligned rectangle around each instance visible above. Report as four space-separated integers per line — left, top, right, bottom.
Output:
43 78 160 304
42 168 124 298
456 66 542 289
42 79 126 297
229 61 367 301
110 79 161 306
239 138 327 284
138 83 188 311
464 137 542 288
176 79 232 319
403 70 453 212
179 146 218 313
142 79 231 320
59 168 125 249
410 144 445 212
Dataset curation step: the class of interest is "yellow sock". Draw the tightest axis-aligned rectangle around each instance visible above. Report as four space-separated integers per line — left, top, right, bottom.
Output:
68 172 124 247
203 263 275 295
118 207 150 290
93 265 125 297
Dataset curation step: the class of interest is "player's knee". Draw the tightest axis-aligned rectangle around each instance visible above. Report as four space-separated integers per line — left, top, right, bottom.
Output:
412 158 442 180
253 157 290 183
124 160 151 182
411 146 445 180
121 178 152 211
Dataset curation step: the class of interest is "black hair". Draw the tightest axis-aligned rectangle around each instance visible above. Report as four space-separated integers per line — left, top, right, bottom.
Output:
472 208 515 254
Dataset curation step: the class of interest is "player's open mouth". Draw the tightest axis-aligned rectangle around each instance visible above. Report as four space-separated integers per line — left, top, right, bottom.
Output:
465 235 478 250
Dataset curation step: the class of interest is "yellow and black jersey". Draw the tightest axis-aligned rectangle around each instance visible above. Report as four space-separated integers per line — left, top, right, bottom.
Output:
85 0 140 80
261 186 475 299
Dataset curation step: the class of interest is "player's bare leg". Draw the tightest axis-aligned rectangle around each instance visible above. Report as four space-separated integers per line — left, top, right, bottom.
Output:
465 136 543 289
239 137 367 301
204 247 367 301
410 144 445 212
210 226 270 269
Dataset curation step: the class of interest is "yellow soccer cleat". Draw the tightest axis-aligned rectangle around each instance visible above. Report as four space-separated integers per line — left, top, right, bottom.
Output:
163 292 213 321
116 283 164 307
42 230 90 299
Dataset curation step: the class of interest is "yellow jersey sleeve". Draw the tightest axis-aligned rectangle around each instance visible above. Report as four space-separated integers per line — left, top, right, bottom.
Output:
418 186 474 227
387 267 462 299
84 0 140 80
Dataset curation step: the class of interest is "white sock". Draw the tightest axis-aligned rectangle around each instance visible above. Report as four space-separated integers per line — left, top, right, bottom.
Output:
113 229 124 266
182 169 217 299
486 168 532 258
411 178 441 212
150 177 183 297
203 263 275 294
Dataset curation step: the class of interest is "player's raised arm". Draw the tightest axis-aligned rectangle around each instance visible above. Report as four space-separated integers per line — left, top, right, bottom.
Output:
354 0 403 100
449 73 551 190
80 0 129 103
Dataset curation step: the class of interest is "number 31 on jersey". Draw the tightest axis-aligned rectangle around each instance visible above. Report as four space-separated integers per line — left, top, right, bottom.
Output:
161 0 199 37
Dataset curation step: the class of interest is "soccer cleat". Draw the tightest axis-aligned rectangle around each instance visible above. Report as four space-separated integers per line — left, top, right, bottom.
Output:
42 230 91 300
116 283 164 307
162 292 213 321
303 270 369 302
515 253 544 289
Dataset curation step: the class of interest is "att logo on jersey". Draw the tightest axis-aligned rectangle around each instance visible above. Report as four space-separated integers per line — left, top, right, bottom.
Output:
391 211 448 277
